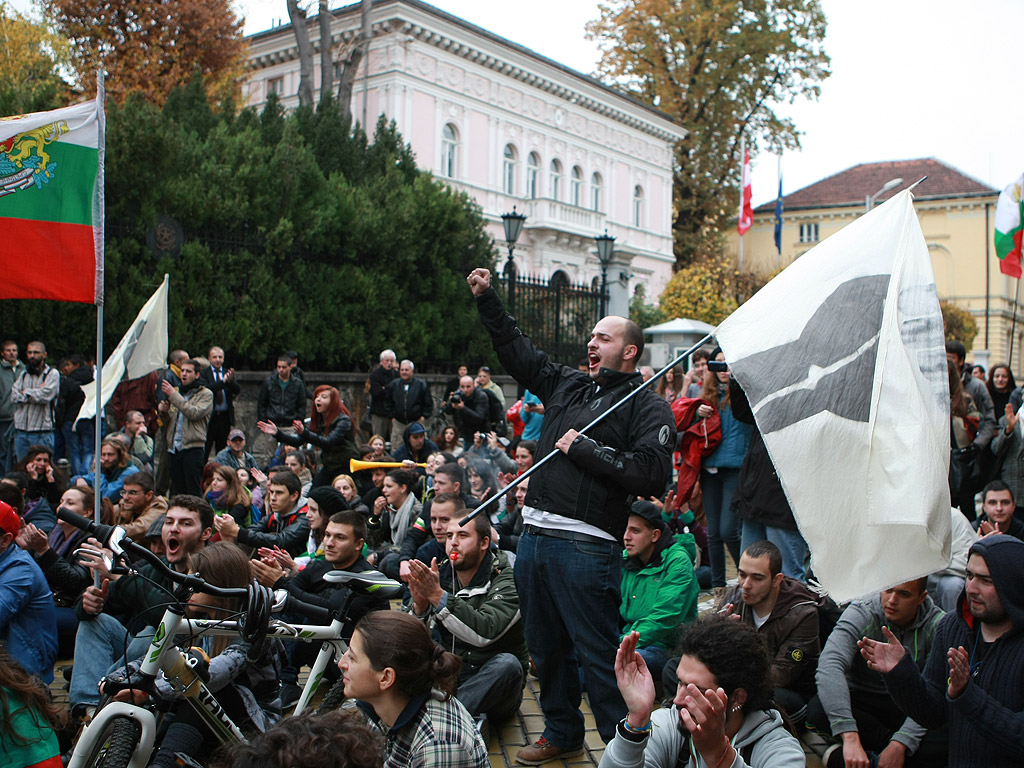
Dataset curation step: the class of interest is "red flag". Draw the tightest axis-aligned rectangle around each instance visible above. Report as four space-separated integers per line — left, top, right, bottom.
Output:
738 148 753 235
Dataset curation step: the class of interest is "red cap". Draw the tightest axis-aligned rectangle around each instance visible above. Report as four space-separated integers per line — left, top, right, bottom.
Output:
0 501 20 538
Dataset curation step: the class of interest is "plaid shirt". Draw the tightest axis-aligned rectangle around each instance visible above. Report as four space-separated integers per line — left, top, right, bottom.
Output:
360 691 488 768
10 365 59 431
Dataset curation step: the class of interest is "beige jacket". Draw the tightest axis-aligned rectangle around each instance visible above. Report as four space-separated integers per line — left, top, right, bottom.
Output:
164 386 213 451
113 495 168 542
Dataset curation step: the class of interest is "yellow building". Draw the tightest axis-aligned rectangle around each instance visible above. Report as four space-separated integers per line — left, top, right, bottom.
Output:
725 158 1023 371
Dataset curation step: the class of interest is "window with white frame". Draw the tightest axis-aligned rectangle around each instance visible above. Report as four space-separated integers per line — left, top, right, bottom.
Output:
441 124 459 178
570 166 582 206
502 144 517 195
799 222 820 243
527 152 540 199
550 159 562 200
591 172 603 211
633 185 644 227
267 77 284 96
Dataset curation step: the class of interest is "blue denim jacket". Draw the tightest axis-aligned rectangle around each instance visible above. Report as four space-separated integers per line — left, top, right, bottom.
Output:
705 404 752 469
0 544 58 682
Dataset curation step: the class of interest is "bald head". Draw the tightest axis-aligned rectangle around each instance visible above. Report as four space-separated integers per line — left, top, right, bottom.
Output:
587 316 643 380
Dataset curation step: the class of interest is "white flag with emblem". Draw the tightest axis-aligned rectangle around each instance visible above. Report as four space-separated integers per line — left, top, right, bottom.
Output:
716 190 950 603
76 275 169 425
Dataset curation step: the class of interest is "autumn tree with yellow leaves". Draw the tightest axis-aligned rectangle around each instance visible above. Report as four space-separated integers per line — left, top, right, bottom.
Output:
587 0 830 268
0 2 71 114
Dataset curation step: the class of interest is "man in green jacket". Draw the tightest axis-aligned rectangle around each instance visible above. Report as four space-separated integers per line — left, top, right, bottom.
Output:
620 500 698 687
407 506 528 723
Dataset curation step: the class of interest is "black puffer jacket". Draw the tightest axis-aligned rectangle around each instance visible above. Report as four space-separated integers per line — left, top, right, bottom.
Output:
476 288 674 540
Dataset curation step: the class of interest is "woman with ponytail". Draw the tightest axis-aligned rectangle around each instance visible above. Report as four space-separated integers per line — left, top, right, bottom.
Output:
339 611 488 768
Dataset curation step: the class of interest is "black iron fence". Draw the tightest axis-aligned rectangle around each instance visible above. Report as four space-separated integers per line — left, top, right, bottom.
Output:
494 272 604 365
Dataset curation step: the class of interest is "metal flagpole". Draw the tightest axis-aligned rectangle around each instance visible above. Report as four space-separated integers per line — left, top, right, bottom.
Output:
1010 279 1021 372
93 69 106 529
459 332 715 526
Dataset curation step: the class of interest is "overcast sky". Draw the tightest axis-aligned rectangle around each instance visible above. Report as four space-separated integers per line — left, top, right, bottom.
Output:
13 0 1024 206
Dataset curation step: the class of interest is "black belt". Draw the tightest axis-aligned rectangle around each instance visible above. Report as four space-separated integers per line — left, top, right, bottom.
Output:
523 524 614 547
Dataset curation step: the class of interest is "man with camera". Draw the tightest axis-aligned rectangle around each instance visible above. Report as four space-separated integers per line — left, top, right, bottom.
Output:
446 375 490 446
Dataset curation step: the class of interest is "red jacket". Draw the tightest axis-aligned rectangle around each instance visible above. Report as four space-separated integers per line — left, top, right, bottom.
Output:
671 397 722 505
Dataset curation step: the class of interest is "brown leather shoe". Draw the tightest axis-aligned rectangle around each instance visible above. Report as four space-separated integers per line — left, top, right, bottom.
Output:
515 737 583 765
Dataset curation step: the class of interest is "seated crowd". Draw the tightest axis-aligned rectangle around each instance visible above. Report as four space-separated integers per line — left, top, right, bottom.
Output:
1 342 1023 768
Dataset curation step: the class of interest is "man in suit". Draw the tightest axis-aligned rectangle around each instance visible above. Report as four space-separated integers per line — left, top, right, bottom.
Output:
200 346 239 457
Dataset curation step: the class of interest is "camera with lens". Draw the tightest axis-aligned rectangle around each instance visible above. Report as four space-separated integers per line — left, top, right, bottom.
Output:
449 391 462 404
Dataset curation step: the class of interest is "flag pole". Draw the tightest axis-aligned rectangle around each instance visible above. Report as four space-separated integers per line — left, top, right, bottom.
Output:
93 70 106 529
1010 279 1020 371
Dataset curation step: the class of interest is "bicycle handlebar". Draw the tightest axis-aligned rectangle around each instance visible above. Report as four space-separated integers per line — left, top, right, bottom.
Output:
57 507 250 601
282 595 334 624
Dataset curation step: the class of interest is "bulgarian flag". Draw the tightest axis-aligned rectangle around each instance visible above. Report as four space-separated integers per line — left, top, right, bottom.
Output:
995 173 1024 279
0 99 104 303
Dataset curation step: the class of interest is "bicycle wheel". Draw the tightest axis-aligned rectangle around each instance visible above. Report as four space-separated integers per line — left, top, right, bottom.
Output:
315 677 349 714
78 715 142 768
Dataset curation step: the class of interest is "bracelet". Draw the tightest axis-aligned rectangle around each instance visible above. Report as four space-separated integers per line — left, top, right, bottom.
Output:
621 717 652 734
710 741 735 768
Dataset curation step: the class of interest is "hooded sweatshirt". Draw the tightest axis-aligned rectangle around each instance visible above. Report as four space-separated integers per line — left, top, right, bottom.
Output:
600 706 805 768
816 592 943 753
885 534 1024 767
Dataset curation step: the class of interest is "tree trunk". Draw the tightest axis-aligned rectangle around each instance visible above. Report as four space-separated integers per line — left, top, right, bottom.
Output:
336 0 371 125
318 0 333 102
287 0 314 107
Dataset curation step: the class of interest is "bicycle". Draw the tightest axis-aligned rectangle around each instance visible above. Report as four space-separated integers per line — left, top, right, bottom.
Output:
58 507 403 768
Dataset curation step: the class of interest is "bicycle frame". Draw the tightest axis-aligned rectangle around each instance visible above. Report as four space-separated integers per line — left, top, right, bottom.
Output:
69 609 350 766
179 614 350 715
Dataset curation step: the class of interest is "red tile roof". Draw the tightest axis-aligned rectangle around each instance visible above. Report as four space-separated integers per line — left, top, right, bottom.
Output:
754 157 998 212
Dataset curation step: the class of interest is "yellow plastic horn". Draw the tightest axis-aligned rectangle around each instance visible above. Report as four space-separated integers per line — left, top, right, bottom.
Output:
349 459 427 473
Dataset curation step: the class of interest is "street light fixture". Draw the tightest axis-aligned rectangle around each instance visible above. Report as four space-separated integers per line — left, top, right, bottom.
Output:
501 206 526 314
595 229 616 316
865 178 904 212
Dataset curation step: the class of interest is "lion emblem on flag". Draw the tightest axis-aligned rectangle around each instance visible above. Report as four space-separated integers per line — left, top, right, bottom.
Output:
0 120 68 197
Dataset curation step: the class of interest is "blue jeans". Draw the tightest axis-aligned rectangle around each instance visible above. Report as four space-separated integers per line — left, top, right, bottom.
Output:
740 520 809 581
14 429 54 465
0 420 13 473
69 614 155 708
701 468 741 587
514 531 625 746
65 418 96 477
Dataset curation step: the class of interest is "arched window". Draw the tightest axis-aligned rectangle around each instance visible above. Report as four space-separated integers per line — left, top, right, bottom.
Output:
550 270 570 290
591 172 603 212
550 159 562 200
502 144 518 195
441 124 459 178
527 152 540 199
633 185 644 227
570 166 583 206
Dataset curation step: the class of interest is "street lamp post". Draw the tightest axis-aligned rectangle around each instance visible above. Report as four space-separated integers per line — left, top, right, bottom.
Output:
501 206 526 315
595 229 616 317
866 178 904 212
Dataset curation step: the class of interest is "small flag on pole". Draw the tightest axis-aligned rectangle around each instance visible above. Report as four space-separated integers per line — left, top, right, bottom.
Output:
0 100 103 303
76 276 169 426
716 190 950 602
738 148 753 236
995 174 1023 279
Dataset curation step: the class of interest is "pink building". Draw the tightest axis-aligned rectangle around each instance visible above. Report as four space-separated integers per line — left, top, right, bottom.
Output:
244 0 685 314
